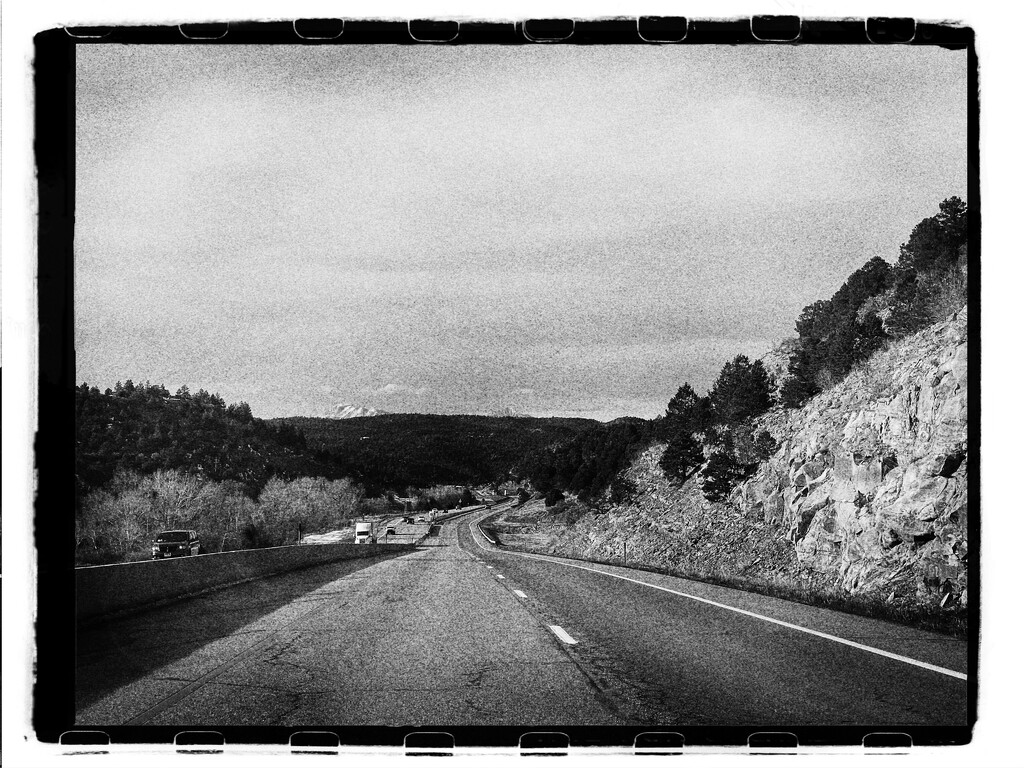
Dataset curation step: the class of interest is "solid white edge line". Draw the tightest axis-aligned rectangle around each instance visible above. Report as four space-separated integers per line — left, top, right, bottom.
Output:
513 589 528 599
549 625 578 645
510 551 967 681
468 513 496 549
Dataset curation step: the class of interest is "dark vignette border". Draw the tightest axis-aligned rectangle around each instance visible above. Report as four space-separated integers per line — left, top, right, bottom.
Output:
34 17 979 749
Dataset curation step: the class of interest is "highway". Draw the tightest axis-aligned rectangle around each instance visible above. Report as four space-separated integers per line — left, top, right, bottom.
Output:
76 504 969 728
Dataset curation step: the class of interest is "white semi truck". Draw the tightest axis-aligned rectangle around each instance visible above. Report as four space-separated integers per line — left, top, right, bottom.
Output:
354 520 376 544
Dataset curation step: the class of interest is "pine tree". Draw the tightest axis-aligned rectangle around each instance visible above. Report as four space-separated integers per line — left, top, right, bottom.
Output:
709 356 773 425
659 433 704 482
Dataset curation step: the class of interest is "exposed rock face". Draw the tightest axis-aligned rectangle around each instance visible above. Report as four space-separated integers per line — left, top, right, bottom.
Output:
546 306 968 610
737 305 968 606
548 447 801 583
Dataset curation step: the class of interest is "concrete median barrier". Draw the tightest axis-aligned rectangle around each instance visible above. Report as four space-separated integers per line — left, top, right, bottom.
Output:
76 542 414 622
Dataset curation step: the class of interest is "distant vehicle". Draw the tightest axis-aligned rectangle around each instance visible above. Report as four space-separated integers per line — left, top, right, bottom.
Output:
152 530 200 559
354 520 376 544
403 516 415 524
385 525 397 536
416 516 425 523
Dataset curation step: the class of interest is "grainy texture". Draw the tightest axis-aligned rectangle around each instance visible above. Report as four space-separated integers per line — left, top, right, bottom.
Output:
76 542 414 621
737 305 968 604
494 307 968 612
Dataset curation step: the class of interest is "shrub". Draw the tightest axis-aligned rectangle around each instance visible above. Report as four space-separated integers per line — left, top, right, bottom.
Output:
718 425 776 466
549 499 586 525
258 476 363 544
699 451 745 502
659 433 704 483
752 430 779 461
609 476 638 504
545 488 566 507
781 376 815 408
75 469 365 564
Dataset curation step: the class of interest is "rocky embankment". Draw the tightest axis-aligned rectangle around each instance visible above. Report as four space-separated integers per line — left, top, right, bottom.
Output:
499 307 968 612
737 305 968 606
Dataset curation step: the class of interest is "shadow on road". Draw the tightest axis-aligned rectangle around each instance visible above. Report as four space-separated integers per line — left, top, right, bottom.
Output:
76 549 417 711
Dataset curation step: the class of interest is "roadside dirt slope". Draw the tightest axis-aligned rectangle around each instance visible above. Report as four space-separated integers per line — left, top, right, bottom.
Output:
492 306 969 611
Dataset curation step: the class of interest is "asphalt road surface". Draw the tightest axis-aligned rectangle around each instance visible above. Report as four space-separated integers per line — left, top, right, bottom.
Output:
76 504 969 727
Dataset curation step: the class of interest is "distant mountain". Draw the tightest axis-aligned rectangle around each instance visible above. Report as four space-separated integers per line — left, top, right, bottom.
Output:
330 403 385 419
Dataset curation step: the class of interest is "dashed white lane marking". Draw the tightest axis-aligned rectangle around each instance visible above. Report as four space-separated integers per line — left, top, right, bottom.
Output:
496 574 505 579
486 565 494 569
513 590 528 599
509 551 968 681
549 625 578 645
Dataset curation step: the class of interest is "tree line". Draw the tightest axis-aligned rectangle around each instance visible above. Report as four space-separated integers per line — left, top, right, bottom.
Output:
277 413 597 494
782 196 968 406
75 381 370 564
75 384 575 564
76 380 345 496
76 469 366 564
524 196 969 506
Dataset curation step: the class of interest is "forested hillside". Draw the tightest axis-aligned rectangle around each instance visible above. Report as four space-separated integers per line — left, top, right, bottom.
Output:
75 382 363 564
506 196 971 628
76 381 345 494
524 197 970 507
522 418 657 503
75 387 595 564
275 414 598 494
73 197 968 572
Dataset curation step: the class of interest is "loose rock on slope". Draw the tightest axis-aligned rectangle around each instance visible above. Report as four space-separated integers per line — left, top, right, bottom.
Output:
736 305 968 606
542 306 968 611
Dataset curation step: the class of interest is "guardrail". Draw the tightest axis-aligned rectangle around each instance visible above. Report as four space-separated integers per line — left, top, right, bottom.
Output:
76 541 413 622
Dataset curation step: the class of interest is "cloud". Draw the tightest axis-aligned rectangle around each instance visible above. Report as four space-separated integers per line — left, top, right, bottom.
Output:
74 45 967 420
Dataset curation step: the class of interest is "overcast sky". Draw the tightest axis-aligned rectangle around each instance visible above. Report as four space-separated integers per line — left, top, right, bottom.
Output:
75 44 967 421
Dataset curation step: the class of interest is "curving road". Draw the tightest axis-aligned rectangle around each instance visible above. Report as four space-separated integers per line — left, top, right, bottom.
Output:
76 503 969 729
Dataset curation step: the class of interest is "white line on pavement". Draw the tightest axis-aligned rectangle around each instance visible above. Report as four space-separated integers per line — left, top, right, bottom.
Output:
513 590 528 599
549 625 578 645
496 574 505 579
486 565 493 569
509 552 967 681
469 517 495 547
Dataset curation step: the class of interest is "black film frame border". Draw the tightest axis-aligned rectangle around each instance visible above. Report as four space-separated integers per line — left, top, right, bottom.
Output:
34 16 979 750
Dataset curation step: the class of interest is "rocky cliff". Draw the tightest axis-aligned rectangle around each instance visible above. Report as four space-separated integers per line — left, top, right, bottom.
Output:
545 306 969 610
737 304 968 606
